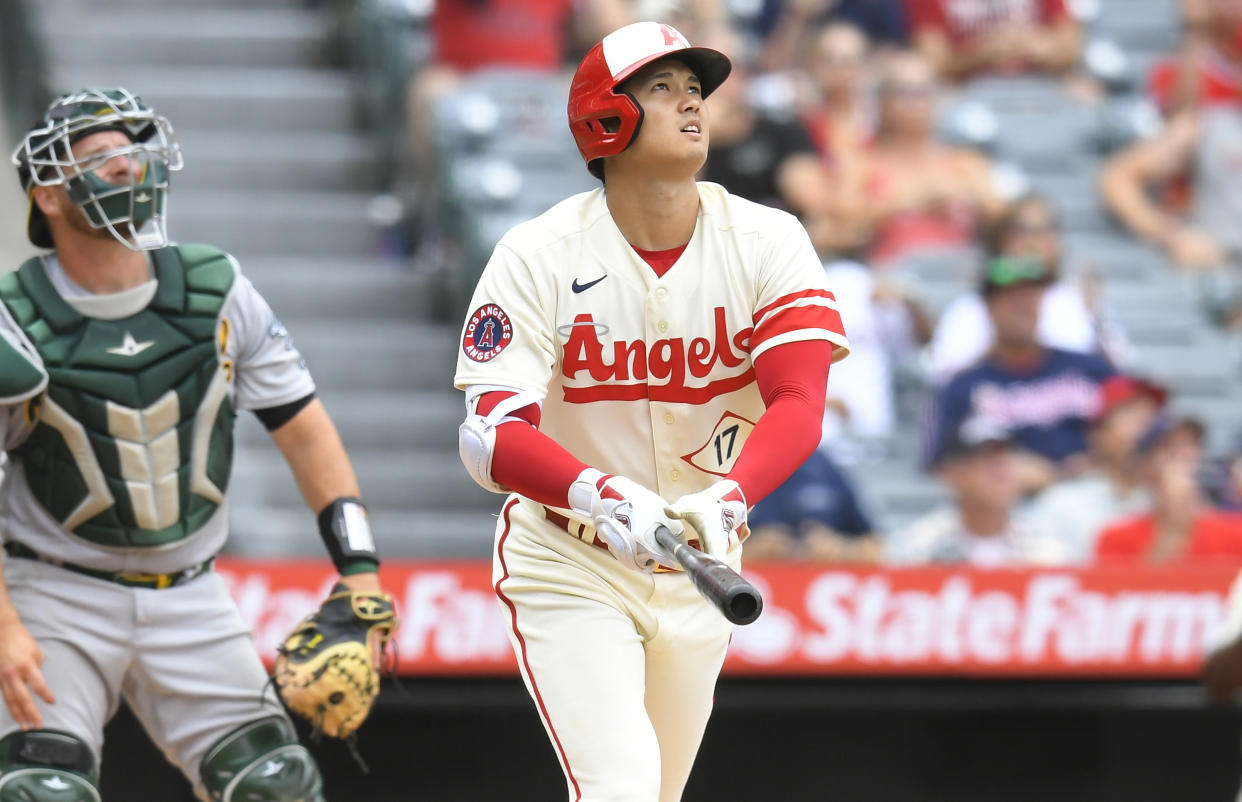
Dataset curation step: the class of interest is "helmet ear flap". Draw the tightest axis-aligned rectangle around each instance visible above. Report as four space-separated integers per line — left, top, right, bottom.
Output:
570 90 644 181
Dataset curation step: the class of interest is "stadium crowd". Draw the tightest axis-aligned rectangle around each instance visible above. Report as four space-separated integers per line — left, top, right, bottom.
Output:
389 0 1242 569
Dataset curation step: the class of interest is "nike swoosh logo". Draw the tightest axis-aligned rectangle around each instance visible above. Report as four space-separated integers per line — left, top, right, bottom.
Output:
571 276 606 293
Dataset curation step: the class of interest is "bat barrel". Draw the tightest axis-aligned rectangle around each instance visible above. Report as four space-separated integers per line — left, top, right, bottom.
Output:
723 581 762 625
655 526 764 625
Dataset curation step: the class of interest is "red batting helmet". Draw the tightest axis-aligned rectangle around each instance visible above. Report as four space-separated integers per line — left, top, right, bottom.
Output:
568 21 731 179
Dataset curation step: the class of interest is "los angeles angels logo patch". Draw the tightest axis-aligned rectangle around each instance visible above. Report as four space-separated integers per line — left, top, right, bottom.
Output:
463 304 513 362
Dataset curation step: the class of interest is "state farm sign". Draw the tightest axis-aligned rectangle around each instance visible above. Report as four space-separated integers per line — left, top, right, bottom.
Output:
214 559 1241 678
729 567 1233 676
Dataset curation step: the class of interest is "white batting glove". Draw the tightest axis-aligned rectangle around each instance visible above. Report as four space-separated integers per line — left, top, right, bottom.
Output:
569 469 681 572
664 479 747 560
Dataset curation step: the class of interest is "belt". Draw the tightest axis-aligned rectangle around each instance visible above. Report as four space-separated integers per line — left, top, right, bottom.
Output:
3 541 214 590
541 507 691 573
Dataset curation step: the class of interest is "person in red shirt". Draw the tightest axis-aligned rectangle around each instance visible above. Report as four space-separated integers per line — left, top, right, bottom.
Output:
856 51 1006 268
1095 413 1242 564
906 0 1081 82
1148 0 1242 115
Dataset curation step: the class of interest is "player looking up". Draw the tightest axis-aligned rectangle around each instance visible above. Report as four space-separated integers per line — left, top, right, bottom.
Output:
0 88 389 801
454 23 850 802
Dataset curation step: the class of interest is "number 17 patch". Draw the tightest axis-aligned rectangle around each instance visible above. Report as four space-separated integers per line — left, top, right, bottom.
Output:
682 411 756 477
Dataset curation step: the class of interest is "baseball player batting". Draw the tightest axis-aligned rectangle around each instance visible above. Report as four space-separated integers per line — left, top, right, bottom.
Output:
0 88 394 801
454 22 850 802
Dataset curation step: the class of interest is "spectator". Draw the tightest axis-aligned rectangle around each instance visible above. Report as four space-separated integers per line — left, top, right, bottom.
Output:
799 22 880 255
1023 375 1166 562
745 449 882 562
906 0 1082 83
1206 433 1242 510
924 255 1116 491
926 194 1131 382
760 0 909 73
1147 0 1242 115
430 0 574 75
892 417 1066 565
857 51 1006 269
801 22 876 163
1095 413 1242 563
700 33 827 215
820 259 930 454
1099 97 1242 325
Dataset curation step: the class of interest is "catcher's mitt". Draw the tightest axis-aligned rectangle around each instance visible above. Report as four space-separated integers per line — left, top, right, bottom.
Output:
273 584 397 739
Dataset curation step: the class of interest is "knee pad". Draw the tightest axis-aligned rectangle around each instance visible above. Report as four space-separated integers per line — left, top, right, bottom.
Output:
200 717 323 802
0 730 99 802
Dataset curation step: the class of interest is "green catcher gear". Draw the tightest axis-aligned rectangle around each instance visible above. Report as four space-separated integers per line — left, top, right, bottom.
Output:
0 730 100 802
0 244 237 547
11 87 182 251
200 717 324 802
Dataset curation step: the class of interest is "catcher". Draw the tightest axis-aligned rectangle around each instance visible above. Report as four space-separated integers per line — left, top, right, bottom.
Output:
0 88 395 801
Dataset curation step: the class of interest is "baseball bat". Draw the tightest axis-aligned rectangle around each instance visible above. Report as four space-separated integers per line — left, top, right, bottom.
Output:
654 525 763 625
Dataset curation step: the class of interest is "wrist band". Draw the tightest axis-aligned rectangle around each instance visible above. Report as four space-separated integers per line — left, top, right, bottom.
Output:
317 497 380 573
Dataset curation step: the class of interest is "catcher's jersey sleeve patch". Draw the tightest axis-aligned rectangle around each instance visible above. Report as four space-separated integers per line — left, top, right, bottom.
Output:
463 304 514 362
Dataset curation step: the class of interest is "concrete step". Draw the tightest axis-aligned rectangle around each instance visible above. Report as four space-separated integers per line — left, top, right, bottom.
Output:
233 391 463 452
171 189 380 257
175 129 375 192
287 321 457 392
228 447 495 511
37 8 335 69
227 506 500 559
1133 344 1241 396
240 256 443 321
43 67 358 133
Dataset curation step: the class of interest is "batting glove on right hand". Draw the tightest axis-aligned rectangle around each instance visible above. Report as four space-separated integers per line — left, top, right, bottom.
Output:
664 479 747 560
569 469 682 572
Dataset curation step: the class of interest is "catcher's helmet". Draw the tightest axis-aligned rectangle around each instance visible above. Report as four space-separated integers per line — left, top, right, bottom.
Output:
12 87 182 251
568 21 731 179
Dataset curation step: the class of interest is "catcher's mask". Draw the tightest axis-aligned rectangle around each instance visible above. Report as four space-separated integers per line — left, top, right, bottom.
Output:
12 87 182 251
568 21 731 180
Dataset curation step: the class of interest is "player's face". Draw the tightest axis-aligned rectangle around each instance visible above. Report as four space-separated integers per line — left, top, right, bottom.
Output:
616 59 709 177
71 130 141 186
32 131 142 246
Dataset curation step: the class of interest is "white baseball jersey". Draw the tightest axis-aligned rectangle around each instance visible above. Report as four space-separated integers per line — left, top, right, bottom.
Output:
454 181 850 510
457 181 849 802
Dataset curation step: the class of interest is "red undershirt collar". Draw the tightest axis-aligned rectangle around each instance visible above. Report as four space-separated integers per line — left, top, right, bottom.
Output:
631 243 688 278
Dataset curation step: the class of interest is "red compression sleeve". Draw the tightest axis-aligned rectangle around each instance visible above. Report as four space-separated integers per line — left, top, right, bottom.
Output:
726 339 834 505
475 392 588 507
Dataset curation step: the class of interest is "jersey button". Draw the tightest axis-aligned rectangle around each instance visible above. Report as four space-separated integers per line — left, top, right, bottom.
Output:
670 469 681 481
655 287 668 299
657 320 669 333
663 412 674 425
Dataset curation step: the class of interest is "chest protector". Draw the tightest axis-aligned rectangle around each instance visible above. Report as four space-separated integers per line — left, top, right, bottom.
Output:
0 244 236 548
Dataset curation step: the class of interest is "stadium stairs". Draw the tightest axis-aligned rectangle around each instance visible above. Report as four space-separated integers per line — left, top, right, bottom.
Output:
32 0 500 558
